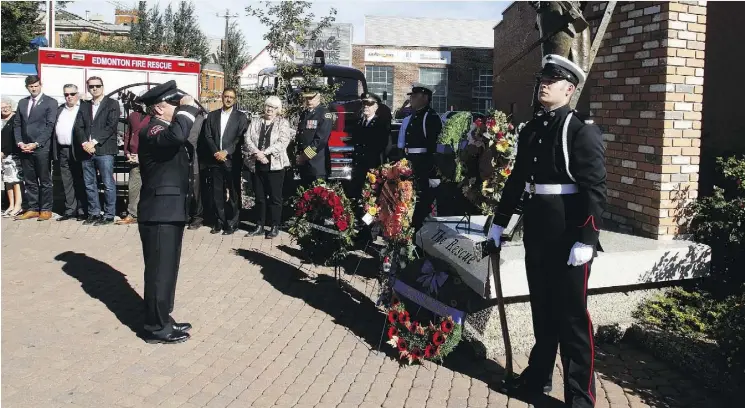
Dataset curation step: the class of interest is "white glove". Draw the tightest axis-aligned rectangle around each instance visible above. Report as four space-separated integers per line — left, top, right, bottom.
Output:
428 179 441 188
567 242 594 266
489 225 505 246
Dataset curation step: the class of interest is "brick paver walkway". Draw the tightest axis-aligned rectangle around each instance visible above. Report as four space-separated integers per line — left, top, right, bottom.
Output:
1 219 721 407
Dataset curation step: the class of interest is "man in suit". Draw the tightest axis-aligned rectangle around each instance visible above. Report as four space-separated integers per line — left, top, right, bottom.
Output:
186 111 207 230
76 76 121 226
13 75 58 221
201 88 248 235
53 84 87 221
136 80 200 344
295 86 333 186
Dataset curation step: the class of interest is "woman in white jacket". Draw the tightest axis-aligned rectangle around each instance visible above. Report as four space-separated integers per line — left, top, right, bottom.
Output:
243 96 294 239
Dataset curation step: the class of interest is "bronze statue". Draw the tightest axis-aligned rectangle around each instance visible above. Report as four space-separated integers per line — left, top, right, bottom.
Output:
531 1 591 73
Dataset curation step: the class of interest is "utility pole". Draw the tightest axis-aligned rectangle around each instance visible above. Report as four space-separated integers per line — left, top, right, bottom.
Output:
47 0 56 47
216 8 239 88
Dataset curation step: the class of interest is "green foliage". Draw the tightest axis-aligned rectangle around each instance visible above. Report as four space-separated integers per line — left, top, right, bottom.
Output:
170 1 209 64
711 290 745 379
437 111 472 183
219 21 251 90
633 287 726 339
1 1 43 62
63 32 134 54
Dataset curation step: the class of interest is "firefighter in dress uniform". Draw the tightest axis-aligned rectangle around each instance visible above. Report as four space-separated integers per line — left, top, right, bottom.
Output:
295 86 333 187
488 55 606 407
136 80 200 344
392 83 443 232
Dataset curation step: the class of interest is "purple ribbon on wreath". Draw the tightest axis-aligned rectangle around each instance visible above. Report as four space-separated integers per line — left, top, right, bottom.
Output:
416 259 448 296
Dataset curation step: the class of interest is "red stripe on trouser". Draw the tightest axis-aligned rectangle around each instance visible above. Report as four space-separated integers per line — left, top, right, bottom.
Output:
584 263 596 405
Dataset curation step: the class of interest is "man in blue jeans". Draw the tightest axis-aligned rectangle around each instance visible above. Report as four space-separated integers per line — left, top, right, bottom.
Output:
75 76 120 225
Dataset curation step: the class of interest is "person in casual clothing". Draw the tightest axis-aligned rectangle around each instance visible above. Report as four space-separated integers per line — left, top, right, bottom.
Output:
1 97 24 217
243 96 294 239
117 93 150 225
53 84 87 221
76 76 121 226
13 75 58 221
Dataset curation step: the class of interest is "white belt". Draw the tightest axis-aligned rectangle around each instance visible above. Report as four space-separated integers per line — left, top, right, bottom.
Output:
405 148 427 154
525 182 578 195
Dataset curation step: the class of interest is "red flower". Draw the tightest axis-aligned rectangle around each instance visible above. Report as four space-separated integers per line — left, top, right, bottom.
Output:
486 118 496 129
508 123 514 131
320 190 329 200
424 344 435 358
410 347 424 360
387 326 399 339
295 209 303 216
397 311 410 324
496 131 505 139
336 219 348 231
388 310 397 324
313 186 323 194
474 118 483 128
408 322 419 333
303 191 311 201
504 167 512 176
440 319 454 334
432 331 446 346
391 296 400 307
397 337 408 352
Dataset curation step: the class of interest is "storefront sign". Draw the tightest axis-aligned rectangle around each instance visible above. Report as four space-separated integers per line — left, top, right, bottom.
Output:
364 49 451 65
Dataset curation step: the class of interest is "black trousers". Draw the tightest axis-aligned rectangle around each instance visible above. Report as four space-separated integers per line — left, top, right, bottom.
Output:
57 146 86 216
20 150 53 212
252 168 285 227
210 165 240 229
139 222 185 337
521 195 597 408
189 169 203 221
412 176 434 232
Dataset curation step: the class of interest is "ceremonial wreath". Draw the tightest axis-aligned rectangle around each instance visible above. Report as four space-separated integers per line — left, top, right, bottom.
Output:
459 110 522 215
288 180 356 265
361 159 418 268
385 295 463 365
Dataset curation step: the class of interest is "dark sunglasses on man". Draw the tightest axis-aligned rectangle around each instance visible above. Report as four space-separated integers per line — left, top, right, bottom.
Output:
64 92 78 97
88 84 102 89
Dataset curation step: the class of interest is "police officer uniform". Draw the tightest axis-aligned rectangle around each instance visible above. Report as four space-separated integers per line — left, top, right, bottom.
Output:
351 92 391 200
393 83 443 231
296 86 333 186
136 80 200 344
491 55 606 407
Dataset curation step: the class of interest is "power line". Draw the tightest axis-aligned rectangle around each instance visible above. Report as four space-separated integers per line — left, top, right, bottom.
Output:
216 9 239 80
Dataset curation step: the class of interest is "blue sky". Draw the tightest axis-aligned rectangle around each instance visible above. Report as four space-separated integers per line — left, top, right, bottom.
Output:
65 0 510 55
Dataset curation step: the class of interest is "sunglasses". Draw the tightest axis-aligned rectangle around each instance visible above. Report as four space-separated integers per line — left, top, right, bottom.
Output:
362 100 376 106
88 84 103 89
64 92 78 97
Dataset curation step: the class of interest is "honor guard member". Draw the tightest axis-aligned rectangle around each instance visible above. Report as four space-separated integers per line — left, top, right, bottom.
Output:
393 83 443 231
136 80 200 344
488 55 606 407
295 85 333 186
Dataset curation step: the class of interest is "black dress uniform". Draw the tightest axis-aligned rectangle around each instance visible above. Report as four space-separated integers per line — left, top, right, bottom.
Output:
492 55 606 407
136 81 200 344
296 90 333 186
351 92 392 201
392 84 442 231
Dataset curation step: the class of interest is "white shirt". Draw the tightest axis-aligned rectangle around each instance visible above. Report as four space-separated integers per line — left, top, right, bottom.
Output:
219 107 233 150
55 103 80 146
27 93 44 117
91 98 102 120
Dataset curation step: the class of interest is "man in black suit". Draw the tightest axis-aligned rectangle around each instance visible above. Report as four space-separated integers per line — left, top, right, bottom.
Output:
76 76 121 226
136 80 200 344
53 84 88 221
13 75 58 221
201 88 248 235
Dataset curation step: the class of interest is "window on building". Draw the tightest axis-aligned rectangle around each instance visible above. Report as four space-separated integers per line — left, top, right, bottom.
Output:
419 68 448 113
365 66 394 108
472 69 493 113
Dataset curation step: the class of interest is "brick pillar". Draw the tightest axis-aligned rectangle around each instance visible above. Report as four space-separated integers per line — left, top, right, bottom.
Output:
586 1 706 239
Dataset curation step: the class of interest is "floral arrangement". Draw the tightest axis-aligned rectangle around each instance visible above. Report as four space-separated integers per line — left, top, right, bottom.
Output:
385 295 462 365
436 111 473 182
288 179 356 266
361 159 418 268
458 110 522 215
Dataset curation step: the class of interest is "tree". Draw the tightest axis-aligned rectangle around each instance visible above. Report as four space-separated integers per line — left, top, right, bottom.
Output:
171 1 209 64
128 1 150 53
219 21 251 90
147 6 164 54
1 1 43 62
244 1 338 119
64 32 134 54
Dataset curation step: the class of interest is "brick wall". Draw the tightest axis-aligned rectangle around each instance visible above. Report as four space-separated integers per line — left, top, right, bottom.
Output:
352 45 493 113
493 1 708 239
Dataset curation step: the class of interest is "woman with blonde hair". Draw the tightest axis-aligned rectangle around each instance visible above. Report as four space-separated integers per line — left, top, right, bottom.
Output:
1 97 24 217
243 96 294 239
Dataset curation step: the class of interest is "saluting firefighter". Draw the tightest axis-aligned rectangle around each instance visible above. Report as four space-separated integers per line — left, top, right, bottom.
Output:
295 85 333 187
488 54 606 408
391 83 443 232
135 80 201 344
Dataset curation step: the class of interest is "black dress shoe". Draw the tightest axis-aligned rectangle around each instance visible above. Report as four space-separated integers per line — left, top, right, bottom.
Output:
76 214 87 221
210 225 222 234
57 214 75 221
145 330 190 344
173 322 192 332
265 226 280 239
222 227 236 235
245 225 264 237
94 217 115 226
83 216 101 225
498 374 552 396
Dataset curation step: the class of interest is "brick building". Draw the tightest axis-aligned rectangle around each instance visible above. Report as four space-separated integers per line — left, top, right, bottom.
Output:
492 1 742 240
352 16 495 116
200 63 225 111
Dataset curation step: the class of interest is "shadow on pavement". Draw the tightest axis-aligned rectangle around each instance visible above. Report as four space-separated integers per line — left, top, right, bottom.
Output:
55 251 146 339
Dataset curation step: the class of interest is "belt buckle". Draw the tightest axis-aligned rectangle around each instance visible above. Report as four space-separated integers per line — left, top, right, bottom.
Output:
529 183 536 194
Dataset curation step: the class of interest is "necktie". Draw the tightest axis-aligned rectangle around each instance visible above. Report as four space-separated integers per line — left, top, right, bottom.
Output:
29 97 36 116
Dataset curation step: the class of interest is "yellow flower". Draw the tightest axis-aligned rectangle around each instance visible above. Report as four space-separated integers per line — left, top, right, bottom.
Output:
367 173 376 183
368 206 378 216
495 139 509 153
399 158 409 167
